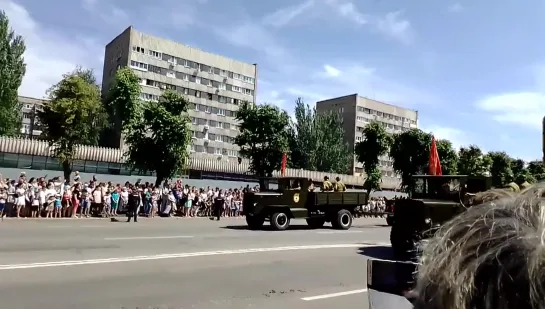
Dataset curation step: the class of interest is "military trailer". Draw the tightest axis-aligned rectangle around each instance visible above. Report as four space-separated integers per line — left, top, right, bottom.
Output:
243 177 368 231
389 174 492 258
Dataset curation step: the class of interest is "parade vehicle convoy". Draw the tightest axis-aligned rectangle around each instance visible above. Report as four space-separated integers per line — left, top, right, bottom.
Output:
389 174 493 259
243 177 368 231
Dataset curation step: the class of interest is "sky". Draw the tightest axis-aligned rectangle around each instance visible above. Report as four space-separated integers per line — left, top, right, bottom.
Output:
2 0 545 161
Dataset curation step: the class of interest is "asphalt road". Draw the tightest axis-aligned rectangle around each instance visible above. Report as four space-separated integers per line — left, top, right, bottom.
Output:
0 217 395 309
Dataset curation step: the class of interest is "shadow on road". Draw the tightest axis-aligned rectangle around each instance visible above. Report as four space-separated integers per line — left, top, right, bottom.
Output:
221 225 335 231
358 246 401 260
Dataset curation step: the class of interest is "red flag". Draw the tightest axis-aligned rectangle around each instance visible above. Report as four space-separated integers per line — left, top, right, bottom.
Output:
429 136 443 175
281 153 287 177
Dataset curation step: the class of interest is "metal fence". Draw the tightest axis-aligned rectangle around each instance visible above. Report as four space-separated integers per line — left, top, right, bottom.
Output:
0 137 401 189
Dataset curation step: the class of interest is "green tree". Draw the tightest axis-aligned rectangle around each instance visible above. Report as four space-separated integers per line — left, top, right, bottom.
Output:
103 68 142 147
314 111 352 174
435 139 458 175
0 11 26 136
71 66 98 87
38 72 108 181
235 102 290 188
288 98 316 171
288 98 352 174
354 121 393 194
457 145 490 176
389 128 432 188
527 160 545 181
510 158 534 184
487 151 513 187
124 90 191 186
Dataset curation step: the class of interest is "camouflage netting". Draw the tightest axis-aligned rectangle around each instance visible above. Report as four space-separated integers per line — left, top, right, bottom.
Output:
505 182 520 192
471 188 518 205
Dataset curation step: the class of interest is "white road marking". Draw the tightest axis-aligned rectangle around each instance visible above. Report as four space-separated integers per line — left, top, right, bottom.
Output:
0 243 364 270
104 236 195 240
301 289 368 301
317 231 363 234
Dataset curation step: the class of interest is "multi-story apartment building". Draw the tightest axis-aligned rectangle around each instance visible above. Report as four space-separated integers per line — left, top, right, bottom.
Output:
101 26 257 161
316 94 418 181
19 96 46 138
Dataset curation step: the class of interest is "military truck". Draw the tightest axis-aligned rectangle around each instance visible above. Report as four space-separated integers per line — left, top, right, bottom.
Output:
389 175 492 258
243 177 368 231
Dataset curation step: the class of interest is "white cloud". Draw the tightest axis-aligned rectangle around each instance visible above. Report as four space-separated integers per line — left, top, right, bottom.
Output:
322 64 342 77
447 3 464 13
374 11 414 44
262 0 316 28
304 63 437 107
421 125 468 150
216 22 289 60
334 2 367 25
475 92 545 130
2 0 103 98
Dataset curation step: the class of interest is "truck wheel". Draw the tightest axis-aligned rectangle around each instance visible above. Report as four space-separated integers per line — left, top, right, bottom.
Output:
333 209 353 230
246 216 265 230
386 216 394 226
306 218 326 229
270 212 290 231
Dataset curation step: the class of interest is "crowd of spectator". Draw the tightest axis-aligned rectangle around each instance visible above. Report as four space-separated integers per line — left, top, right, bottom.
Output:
0 171 258 219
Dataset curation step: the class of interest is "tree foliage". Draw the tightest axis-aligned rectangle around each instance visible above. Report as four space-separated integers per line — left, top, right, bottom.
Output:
355 121 393 193
102 68 142 147
38 71 108 180
457 145 491 176
389 128 432 187
435 139 458 175
288 98 352 174
104 67 142 131
487 151 513 187
0 11 26 137
235 102 290 183
124 90 192 186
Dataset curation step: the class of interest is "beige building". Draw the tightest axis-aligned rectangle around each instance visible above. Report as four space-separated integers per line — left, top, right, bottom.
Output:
101 26 257 161
19 96 46 138
316 94 418 183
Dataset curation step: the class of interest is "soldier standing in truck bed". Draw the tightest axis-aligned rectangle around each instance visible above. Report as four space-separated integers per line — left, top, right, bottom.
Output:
334 177 347 192
322 176 333 191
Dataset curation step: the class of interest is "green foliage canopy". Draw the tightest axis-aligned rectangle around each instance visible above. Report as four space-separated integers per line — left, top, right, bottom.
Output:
0 11 26 137
38 71 108 180
234 102 290 179
123 90 192 186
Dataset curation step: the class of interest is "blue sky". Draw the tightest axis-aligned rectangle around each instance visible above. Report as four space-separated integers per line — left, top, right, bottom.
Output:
3 0 545 161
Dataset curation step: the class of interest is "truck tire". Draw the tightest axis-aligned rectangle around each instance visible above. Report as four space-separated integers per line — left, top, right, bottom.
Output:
332 209 353 230
270 212 290 231
246 216 265 230
306 218 326 229
390 224 422 260
386 216 394 226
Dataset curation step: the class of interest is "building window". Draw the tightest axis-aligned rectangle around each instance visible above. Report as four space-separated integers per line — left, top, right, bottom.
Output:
132 46 145 54
130 60 148 71
217 108 225 116
195 77 201 84
219 70 227 77
149 50 161 58
218 83 226 90
243 89 252 95
166 71 175 78
232 86 241 92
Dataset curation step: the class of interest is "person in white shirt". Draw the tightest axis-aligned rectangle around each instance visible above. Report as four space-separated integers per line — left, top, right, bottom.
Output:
15 184 26 218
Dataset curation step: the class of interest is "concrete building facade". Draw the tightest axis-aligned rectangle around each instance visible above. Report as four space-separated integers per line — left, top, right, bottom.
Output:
316 94 418 181
101 26 257 162
19 96 47 138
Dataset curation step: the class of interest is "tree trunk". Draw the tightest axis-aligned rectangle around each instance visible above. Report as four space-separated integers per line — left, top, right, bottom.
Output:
62 160 71 183
155 175 165 187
